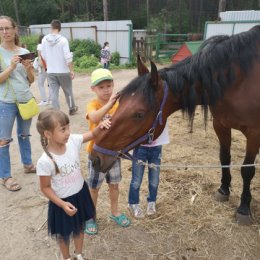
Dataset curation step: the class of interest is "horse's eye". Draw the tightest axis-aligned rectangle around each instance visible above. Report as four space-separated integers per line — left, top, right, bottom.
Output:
134 112 144 119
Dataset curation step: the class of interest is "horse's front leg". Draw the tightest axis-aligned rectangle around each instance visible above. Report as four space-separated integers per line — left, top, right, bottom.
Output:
213 119 231 201
236 137 258 225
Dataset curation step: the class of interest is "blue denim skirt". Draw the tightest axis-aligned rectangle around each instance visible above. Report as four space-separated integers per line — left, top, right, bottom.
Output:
48 181 95 241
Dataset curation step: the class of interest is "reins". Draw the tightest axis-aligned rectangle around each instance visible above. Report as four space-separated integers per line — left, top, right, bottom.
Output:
93 81 169 160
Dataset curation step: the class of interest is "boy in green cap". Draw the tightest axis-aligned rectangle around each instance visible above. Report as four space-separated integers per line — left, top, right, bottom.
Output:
84 68 131 235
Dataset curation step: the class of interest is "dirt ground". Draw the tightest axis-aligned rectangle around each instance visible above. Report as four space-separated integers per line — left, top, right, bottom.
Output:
0 67 259 260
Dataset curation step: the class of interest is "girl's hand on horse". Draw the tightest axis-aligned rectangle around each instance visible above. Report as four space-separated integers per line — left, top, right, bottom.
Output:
62 201 78 216
92 118 111 138
100 118 111 129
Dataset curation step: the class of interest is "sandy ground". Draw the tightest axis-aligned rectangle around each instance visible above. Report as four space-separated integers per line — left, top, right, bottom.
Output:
0 67 259 260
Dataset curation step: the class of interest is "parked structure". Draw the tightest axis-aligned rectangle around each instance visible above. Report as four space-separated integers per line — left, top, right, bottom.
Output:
171 41 202 64
204 10 260 39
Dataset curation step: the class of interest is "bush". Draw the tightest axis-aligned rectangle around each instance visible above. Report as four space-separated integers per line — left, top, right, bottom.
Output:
77 55 99 69
111 52 120 66
70 39 101 59
20 35 38 53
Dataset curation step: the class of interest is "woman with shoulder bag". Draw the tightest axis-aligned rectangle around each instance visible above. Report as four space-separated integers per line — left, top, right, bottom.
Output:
0 15 36 191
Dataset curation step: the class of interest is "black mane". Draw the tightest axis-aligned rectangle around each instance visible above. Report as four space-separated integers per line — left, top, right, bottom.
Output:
120 25 260 121
160 25 260 121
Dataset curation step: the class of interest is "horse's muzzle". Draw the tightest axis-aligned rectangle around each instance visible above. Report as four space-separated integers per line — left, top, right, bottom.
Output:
89 151 117 172
89 154 102 172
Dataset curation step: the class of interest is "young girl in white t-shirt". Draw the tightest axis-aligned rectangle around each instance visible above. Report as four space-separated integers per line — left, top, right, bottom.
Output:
36 108 110 260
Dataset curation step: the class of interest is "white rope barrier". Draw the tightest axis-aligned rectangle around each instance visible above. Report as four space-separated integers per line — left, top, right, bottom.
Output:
135 160 260 170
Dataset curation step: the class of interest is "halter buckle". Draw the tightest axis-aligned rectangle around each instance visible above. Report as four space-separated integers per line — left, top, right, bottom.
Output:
148 128 155 144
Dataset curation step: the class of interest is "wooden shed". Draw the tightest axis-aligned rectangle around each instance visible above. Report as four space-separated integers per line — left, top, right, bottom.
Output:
171 41 202 64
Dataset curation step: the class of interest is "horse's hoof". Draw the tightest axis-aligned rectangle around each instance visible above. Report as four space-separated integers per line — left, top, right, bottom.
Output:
215 190 229 202
236 212 252 225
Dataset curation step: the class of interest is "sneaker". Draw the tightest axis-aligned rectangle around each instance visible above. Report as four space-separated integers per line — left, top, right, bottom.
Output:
38 101 48 106
73 252 86 260
69 106 78 115
147 202 156 216
128 204 144 218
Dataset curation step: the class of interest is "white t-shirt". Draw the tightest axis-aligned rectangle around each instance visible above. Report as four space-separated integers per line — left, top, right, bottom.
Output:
36 134 84 199
142 124 170 147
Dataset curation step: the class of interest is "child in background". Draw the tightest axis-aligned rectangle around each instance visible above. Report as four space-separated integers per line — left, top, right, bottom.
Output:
36 108 111 260
84 68 130 235
100 42 111 69
36 34 50 106
128 125 170 218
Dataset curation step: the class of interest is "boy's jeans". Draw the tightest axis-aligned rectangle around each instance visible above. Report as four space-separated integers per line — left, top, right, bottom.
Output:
0 101 32 179
128 145 162 204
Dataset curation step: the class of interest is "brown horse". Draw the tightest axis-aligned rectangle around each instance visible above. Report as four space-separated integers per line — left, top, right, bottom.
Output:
90 25 260 225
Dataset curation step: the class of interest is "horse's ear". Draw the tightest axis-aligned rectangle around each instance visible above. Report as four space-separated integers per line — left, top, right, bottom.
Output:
150 60 159 90
137 54 149 76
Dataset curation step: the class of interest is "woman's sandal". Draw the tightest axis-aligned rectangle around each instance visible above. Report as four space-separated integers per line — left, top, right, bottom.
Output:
84 219 98 235
110 213 131 227
2 177 21 191
24 164 36 174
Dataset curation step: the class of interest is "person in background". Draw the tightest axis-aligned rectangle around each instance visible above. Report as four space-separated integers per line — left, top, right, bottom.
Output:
41 19 78 115
36 108 111 260
0 15 36 192
84 68 130 235
36 34 51 106
128 125 170 218
100 42 111 69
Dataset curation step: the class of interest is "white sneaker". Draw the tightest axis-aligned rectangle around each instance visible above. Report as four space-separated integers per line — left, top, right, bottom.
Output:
73 253 86 260
128 204 144 218
38 101 48 106
147 202 156 216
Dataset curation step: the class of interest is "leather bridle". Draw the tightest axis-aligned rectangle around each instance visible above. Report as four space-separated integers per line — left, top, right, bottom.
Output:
93 82 169 160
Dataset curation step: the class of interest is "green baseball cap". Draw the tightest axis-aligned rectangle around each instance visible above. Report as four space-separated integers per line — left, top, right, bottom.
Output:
91 68 113 86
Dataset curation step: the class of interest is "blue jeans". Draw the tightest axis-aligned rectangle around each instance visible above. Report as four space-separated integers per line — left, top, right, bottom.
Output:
103 62 110 69
128 145 162 204
0 101 33 179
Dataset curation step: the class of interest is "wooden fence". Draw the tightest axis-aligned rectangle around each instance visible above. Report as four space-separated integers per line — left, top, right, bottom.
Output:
132 33 202 62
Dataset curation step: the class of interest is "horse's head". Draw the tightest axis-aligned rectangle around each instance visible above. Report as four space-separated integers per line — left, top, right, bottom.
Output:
90 56 173 172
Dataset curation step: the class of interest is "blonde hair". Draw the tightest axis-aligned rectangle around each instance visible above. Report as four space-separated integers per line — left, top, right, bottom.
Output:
36 109 70 174
0 16 20 46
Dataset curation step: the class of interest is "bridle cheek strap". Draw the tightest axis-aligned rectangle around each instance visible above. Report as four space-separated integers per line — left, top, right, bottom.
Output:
93 82 169 160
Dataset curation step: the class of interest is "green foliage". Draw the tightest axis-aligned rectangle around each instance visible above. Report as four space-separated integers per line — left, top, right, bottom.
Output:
76 55 99 69
124 54 137 68
111 52 120 66
70 39 101 59
20 35 39 53
0 0 259 33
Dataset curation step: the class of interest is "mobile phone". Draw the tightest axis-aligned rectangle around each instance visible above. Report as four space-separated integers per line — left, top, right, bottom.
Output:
19 52 36 61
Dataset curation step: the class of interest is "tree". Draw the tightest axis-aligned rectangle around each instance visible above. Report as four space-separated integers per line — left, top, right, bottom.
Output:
103 0 108 21
13 0 20 25
218 0 226 17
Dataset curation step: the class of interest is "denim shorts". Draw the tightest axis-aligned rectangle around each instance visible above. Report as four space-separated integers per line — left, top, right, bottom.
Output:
87 159 121 189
